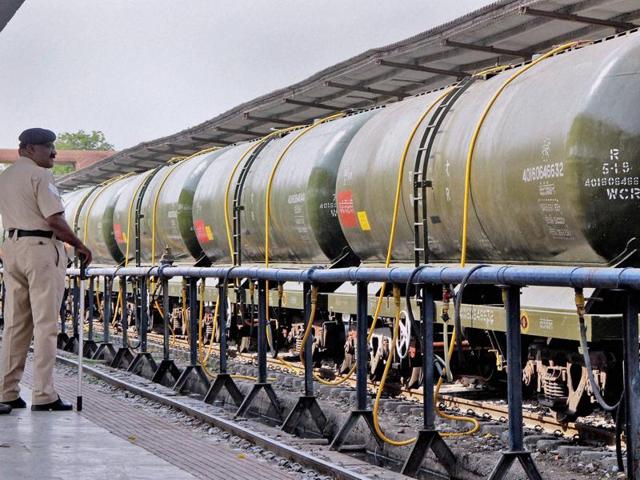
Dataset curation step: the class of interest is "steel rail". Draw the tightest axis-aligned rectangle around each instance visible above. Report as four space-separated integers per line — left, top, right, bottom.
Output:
70 265 640 290
92 324 617 446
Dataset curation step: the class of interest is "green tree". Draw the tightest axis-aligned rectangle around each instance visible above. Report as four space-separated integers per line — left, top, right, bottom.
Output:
55 129 114 151
51 164 75 176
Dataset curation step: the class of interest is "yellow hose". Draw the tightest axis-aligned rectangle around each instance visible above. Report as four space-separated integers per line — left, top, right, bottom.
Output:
264 113 345 269
124 169 157 267
298 286 319 364
223 141 261 261
223 127 302 262
368 82 486 441
459 41 579 265
79 174 135 325
297 90 459 388
151 160 185 265
372 286 417 445
432 42 580 438
203 298 219 364
150 147 219 265
197 279 217 379
262 112 345 370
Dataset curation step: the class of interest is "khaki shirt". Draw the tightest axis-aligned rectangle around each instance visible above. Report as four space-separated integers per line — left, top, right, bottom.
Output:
0 156 65 231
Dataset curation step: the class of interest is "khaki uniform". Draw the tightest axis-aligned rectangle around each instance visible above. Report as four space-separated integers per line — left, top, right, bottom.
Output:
0 156 66 405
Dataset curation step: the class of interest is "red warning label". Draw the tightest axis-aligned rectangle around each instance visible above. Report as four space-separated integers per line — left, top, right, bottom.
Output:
113 223 123 243
194 219 208 243
337 190 357 228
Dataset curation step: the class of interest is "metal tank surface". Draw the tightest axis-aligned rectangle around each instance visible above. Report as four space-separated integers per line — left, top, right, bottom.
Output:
76 178 131 265
337 32 640 266
135 150 223 264
62 187 93 231
192 143 254 263
111 174 149 265
61 187 94 260
193 111 378 265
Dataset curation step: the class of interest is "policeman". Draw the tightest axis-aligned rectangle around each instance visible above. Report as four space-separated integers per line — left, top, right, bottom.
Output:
0 128 92 414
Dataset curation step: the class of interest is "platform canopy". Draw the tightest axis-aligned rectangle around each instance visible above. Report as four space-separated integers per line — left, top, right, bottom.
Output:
57 0 640 190
0 0 24 35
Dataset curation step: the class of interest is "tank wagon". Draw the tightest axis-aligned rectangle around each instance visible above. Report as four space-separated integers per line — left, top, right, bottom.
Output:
5 31 639 420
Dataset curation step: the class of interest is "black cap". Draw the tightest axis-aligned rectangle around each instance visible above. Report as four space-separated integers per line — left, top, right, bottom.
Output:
18 128 56 146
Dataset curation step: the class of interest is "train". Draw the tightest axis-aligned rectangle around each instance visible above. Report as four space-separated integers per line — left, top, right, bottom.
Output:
2 30 640 420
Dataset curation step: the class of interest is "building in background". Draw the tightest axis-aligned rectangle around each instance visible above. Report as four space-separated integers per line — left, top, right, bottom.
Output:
0 149 115 176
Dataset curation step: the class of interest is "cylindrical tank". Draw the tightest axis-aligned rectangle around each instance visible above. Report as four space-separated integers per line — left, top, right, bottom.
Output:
193 110 377 265
61 187 94 260
337 33 640 266
62 187 93 233
191 143 253 263
133 150 223 264
76 178 131 264
111 174 149 265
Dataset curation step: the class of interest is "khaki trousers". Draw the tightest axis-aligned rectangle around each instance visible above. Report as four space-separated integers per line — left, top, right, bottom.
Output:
0 235 66 405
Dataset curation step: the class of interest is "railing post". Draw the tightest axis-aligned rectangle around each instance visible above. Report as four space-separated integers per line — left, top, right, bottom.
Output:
235 279 283 421
281 282 329 436
162 275 170 361
624 291 640 479
205 279 245 406
139 278 148 353
128 275 157 377
330 281 381 451
423 285 435 429
111 275 135 369
488 286 541 480
173 277 211 395
402 284 457 477
104 276 111 343
218 283 228 374
82 276 98 357
257 280 268 383
151 272 182 386
188 277 198 367
63 276 80 352
303 284 313 395
92 275 116 363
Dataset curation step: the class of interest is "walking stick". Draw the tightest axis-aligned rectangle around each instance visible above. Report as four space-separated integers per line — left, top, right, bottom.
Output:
77 256 87 412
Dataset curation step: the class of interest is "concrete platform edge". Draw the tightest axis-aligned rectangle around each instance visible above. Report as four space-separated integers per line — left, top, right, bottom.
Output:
56 354 373 480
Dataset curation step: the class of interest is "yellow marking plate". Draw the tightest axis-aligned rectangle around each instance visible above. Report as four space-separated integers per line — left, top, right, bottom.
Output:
357 211 371 231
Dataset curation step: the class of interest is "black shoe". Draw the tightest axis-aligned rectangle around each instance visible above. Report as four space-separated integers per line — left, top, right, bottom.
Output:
31 396 73 412
2 397 26 409
0 403 11 415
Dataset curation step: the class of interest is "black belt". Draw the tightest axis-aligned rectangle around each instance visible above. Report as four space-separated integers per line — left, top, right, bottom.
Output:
8 229 54 239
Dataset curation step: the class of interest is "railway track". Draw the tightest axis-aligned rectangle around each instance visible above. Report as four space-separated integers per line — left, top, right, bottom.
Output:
82 324 617 446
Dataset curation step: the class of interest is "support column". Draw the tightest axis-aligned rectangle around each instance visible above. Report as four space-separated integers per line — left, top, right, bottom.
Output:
488 286 541 480
402 284 457 477
63 277 80 352
624 291 640 479
129 277 157 378
235 279 283 422
281 283 329 436
92 276 116 363
173 277 211 395
330 281 381 451
82 277 98 357
152 274 181 386
205 280 244 407
111 275 134 369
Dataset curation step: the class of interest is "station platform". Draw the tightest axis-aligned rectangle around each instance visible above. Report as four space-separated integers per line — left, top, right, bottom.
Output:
0 353 304 480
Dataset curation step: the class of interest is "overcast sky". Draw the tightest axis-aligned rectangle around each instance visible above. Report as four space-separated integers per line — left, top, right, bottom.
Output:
0 0 496 150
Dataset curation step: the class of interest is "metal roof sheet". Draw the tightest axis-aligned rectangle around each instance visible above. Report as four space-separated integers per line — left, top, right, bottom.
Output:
57 0 640 190
0 0 24 35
